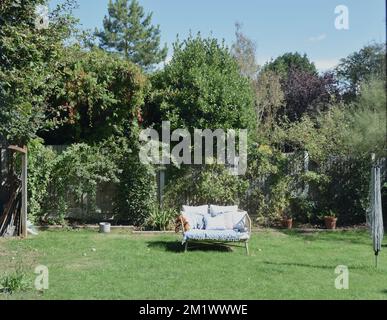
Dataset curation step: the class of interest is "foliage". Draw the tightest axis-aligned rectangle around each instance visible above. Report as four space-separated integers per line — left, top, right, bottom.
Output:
336 43 386 96
242 144 293 225
262 52 317 78
231 22 260 80
96 0 167 70
0 268 30 295
113 141 157 226
145 206 178 231
146 35 256 132
40 46 148 144
164 163 249 210
272 107 350 163
28 137 157 225
27 138 57 223
282 69 339 121
254 70 285 132
274 77 386 160
343 79 387 157
0 0 78 145
28 142 119 223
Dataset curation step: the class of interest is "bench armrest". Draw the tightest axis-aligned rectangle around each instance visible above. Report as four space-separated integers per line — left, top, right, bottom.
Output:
238 210 252 234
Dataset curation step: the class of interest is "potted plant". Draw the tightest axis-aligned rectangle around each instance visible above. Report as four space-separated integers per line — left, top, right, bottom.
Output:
281 211 293 229
324 211 338 230
273 178 293 229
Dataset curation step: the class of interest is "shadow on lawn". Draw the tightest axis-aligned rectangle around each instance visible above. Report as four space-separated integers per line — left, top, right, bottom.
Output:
263 261 367 270
279 230 371 246
147 241 233 253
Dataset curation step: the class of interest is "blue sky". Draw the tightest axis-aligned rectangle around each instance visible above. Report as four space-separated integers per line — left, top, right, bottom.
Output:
49 0 385 71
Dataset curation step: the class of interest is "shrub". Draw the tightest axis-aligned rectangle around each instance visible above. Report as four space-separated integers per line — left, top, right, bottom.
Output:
28 142 119 224
145 206 178 231
242 144 294 226
27 138 57 223
114 149 157 226
164 163 249 210
0 269 30 295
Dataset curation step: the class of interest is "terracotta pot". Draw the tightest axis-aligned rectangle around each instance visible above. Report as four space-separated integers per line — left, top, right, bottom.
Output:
282 218 293 229
324 217 337 230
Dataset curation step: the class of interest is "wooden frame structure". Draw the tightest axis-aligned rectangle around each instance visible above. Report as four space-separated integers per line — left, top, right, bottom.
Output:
0 143 28 238
179 211 252 256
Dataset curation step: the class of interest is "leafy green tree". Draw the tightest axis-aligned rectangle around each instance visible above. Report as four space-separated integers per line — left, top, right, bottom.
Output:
147 35 256 132
39 47 148 145
344 79 386 157
0 0 78 144
262 52 318 78
336 43 386 96
96 0 167 70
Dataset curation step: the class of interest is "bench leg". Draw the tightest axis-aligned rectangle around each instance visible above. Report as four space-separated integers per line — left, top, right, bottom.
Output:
245 242 250 256
184 241 188 253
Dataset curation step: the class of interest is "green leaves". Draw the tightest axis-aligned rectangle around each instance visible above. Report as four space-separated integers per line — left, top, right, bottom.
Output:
96 0 167 70
148 35 256 133
0 0 78 144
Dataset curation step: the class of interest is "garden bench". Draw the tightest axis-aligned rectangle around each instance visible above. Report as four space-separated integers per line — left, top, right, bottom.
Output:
177 205 252 255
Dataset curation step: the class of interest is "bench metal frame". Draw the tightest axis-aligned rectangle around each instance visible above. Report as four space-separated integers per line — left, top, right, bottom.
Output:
180 211 252 256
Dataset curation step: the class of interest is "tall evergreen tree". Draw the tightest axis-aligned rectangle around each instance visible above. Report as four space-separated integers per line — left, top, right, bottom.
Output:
96 0 167 70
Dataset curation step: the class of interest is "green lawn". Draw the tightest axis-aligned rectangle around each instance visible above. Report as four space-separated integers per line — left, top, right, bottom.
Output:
0 229 386 300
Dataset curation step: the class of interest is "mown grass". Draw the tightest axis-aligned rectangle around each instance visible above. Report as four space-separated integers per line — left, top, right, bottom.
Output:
0 229 386 300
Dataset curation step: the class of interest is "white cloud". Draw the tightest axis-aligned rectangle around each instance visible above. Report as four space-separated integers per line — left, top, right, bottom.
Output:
308 33 327 42
313 59 340 72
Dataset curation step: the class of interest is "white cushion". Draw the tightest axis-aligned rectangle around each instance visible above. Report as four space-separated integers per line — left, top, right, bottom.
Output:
183 212 206 230
209 205 238 216
204 215 227 230
183 205 209 215
223 212 235 230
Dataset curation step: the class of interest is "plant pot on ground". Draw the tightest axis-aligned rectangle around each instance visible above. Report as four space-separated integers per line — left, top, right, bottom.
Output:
281 217 293 229
324 212 338 230
281 211 293 229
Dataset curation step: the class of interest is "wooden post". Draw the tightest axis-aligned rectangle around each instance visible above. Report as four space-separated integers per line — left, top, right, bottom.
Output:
7 145 28 238
21 148 28 238
158 166 166 208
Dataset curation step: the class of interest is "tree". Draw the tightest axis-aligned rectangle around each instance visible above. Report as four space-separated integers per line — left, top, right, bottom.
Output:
39 47 148 145
254 70 284 130
344 79 386 157
231 22 260 80
262 52 318 78
0 0 78 145
282 68 338 121
147 35 256 132
96 0 167 70
335 43 386 96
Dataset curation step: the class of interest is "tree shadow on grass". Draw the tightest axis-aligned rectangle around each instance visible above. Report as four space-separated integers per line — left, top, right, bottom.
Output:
263 261 368 271
381 289 387 295
279 230 371 246
147 241 233 253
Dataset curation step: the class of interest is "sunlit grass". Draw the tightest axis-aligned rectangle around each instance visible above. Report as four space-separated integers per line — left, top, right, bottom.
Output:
0 229 386 300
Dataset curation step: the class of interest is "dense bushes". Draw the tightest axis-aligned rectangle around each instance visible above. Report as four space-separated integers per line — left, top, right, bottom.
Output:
164 163 249 210
28 140 119 223
27 138 156 225
113 142 157 226
5 1 383 228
